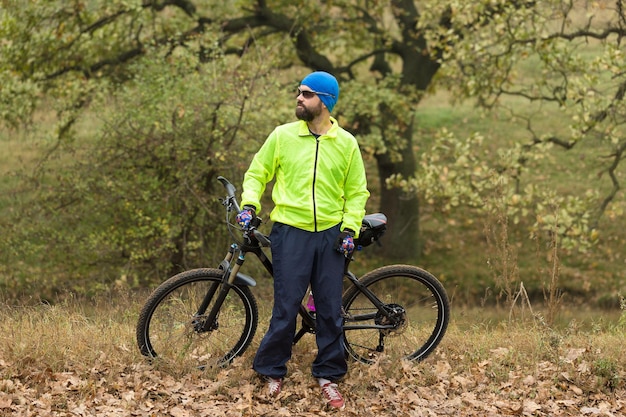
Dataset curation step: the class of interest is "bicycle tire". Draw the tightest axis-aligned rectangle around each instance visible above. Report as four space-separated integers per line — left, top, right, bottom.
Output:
342 264 449 364
136 268 258 370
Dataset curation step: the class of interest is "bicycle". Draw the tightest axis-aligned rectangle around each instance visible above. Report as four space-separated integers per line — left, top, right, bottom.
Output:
136 176 450 370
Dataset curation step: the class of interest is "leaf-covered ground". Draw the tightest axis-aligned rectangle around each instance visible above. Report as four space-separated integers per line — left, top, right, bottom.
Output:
2 344 625 417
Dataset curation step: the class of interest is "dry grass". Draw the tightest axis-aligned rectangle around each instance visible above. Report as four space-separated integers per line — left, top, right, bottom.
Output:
1 295 625 416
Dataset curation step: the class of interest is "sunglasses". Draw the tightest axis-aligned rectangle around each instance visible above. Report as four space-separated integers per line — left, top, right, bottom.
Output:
297 88 335 99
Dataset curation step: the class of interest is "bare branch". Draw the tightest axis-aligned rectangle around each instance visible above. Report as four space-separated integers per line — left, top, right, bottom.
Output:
594 140 625 227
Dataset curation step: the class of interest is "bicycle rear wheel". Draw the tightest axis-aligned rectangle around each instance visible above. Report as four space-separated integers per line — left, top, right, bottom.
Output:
136 268 258 370
342 264 449 364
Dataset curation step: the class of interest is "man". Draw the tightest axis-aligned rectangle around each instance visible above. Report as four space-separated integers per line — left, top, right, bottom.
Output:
236 71 369 410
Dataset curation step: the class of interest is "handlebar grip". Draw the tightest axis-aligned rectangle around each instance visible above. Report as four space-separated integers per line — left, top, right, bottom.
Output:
217 176 241 212
217 176 237 198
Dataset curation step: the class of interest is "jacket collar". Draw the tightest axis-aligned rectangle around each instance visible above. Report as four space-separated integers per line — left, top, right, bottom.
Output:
298 117 338 138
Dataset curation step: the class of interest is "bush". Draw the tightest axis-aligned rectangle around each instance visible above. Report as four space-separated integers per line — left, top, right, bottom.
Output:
1 44 283 301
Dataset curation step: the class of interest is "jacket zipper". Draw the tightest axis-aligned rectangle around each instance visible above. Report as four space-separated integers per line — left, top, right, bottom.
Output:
312 137 320 232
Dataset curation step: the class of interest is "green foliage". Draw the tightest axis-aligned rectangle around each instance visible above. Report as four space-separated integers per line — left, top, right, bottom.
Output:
593 357 620 391
0 40 283 300
384 0 626 256
340 75 421 162
389 127 599 253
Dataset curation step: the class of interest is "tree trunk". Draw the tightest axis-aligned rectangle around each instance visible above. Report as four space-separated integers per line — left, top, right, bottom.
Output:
374 120 420 261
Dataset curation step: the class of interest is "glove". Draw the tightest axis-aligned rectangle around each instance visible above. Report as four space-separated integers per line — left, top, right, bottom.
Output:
236 205 256 229
334 229 355 257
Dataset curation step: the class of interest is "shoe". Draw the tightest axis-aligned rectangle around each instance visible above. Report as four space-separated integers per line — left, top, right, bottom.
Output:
321 382 345 410
266 377 282 397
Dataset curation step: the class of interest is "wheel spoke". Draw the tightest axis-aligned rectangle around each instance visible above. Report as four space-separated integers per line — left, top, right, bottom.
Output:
342 265 449 364
137 269 258 372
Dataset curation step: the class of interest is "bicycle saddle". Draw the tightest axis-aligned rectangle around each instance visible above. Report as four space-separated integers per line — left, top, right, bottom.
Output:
356 213 387 247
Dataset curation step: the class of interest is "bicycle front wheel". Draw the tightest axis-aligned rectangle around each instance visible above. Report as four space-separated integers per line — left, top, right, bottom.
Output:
342 264 449 364
136 268 258 371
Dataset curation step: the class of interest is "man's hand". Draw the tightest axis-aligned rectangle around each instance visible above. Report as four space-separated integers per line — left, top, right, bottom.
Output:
334 229 355 257
236 205 256 229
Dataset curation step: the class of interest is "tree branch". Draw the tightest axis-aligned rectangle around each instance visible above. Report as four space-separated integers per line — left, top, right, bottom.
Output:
593 140 625 228
201 3 336 72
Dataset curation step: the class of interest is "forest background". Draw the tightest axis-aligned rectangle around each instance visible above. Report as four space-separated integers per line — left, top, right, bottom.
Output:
1 1 626 415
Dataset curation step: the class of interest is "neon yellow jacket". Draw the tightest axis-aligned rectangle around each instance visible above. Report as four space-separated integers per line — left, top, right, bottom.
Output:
241 118 370 237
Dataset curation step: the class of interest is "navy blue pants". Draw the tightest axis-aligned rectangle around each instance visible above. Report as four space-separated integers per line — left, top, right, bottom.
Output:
252 222 347 381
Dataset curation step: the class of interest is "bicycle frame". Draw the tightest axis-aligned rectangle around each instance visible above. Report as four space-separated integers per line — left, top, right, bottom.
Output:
196 178 405 340
137 176 448 367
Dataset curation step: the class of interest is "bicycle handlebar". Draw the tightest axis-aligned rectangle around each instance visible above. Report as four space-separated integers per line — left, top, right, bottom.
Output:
217 176 240 213
217 176 271 248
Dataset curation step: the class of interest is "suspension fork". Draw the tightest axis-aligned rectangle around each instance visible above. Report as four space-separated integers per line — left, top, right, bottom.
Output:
197 245 246 333
191 244 235 317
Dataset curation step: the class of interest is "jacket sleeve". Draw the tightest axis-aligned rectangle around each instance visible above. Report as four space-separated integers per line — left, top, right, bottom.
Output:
240 130 279 214
341 145 370 237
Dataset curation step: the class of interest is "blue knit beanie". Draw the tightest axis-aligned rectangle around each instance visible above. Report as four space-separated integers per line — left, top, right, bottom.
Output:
301 71 339 112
